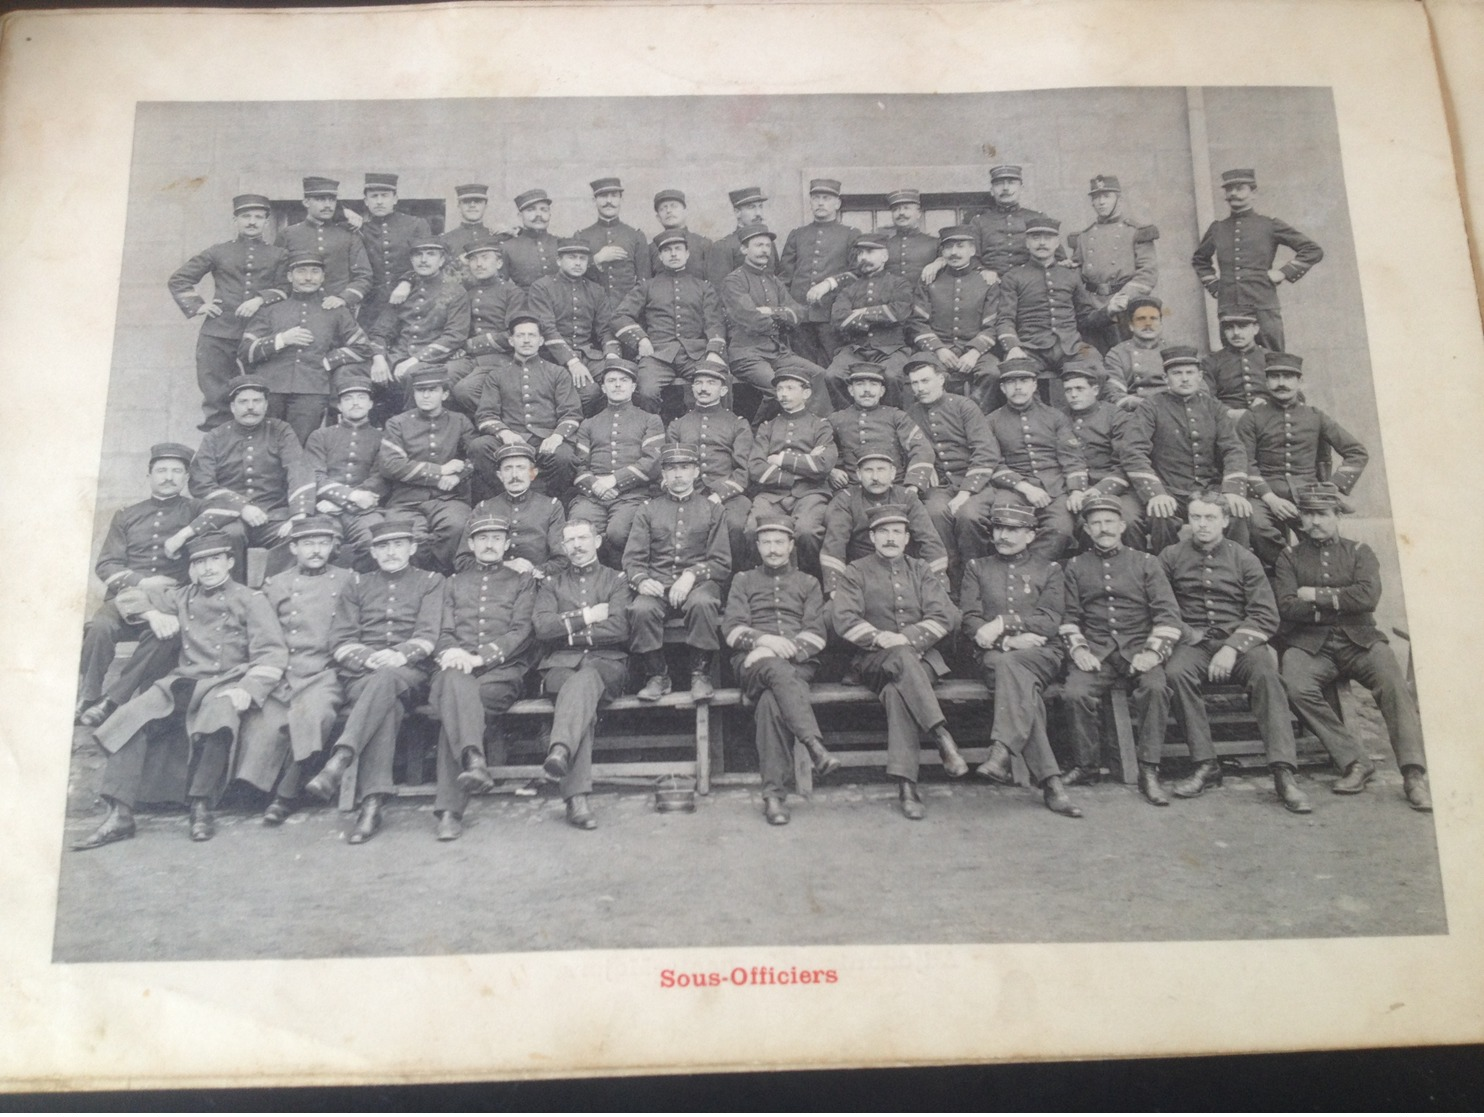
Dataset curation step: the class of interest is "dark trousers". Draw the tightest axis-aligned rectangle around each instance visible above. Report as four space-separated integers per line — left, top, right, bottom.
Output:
196 332 242 429
1147 496 1251 553
101 715 231 810
748 493 828 576
857 645 947 782
447 355 500 415
979 646 1063 783
470 433 578 501
635 350 711 415
1254 307 1285 352
1168 640 1297 767
218 513 295 584
714 494 754 571
1247 495 1298 570
924 487 999 580
791 322 840 368
79 603 146 706
429 664 525 814
728 350 836 418
334 665 428 805
1281 633 1425 771
543 656 628 799
96 627 181 706
628 581 723 656
267 392 330 446
1063 652 1170 766
736 654 820 799
383 497 472 573
567 492 647 562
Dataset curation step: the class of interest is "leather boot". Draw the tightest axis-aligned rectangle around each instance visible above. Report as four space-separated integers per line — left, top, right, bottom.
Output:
898 780 926 820
974 740 1014 784
1332 759 1376 795
542 743 572 781
1041 775 1083 818
933 725 968 777
189 798 214 842
763 796 790 826
802 737 841 776
262 796 295 826
1172 759 1223 799
456 748 495 794
636 674 672 702
689 651 715 701
77 696 118 729
1272 765 1312 814
1138 763 1170 807
71 798 136 851
304 746 354 802
348 794 384 844
1402 766 1433 812
565 793 598 830
435 811 463 841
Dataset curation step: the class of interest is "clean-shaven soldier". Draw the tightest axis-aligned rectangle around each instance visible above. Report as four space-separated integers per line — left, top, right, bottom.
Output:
352 172 433 330
567 357 664 561
447 233 527 415
575 176 652 300
746 367 838 575
1201 304 1272 415
277 176 373 316
302 377 387 572
377 369 475 573
779 177 860 367
665 364 754 571
648 188 711 278
1058 359 1145 550
523 238 609 415
439 183 501 262
1067 174 1159 354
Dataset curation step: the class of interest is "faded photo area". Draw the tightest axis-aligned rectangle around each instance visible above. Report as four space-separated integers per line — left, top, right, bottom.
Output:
55 87 1443 964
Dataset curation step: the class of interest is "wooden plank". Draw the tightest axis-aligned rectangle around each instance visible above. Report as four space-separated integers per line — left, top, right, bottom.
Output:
695 703 711 795
1109 686 1138 784
338 753 359 812
794 740 813 798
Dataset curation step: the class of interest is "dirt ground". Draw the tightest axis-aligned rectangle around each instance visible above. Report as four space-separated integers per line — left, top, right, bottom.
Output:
53 703 1446 962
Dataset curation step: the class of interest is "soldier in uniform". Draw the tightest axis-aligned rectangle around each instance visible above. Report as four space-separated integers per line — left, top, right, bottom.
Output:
378 369 475 574
1160 492 1311 813
720 225 835 419
879 188 941 280
454 443 567 578
502 188 563 289
1201 304 1272 415
903 354 1001 583
665 364 754 571
470 314 583 499
1100 296 1166 404
73 533 287 849
747 367 838 575
568 357 664 561
233 516 355 825
722 514 839 826
239 249 372 444
303 516 446 843
352 172 433 330
1059 495 1184 803
532 519 635 830
1275 482 1430 811
827 363 934 494
625 445 732 702
168 193 287 431
277 177 373 318
962 164 1065 282
1239 351 1368 570
779 178 860 366
649 188 711 278
440 183 500 261
830 505 967 820
997 215 1098 398
1068 174 1160 354
303 377 387 572
824 236 916 408
959 504 1081 817
820 447 947 597
985 358 1090 562
608 230 729 416
188 376 316 582
368 237 471 422
76 443 218 728
1192 168 1324 351
575 176 651 300
907 226 1001 407
523 238 609 415
1059 359 1144 549
706 185 777 291
1123 346 1252 552
447 233 526 415
428 514 539 841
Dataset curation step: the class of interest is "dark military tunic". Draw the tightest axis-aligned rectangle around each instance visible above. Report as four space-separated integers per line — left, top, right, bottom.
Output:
440 221 501 261
906 393 999 493
474 354 583 442
1202 343 1273 411
820 484 947 593
707 227 778 292
358 211 433 302
997 260 1096 354
575 217 652 298
968 203 1057 274
1064 401 1133 496
622 490 731 588
168 235 288 341
369 270 471 368
190 417 316 518
749 410 837 498
908 265 998 354
239 290 371 396
667 404 752 500
463 274 525 359
1060 545 1183 662
828 403 935 490
880 226 941 280
830 270 915 355
1101 338 1165 400
304 418 386 504
573 403 663 496
502 227 563 288
988 399 1088 497
1122 391 1248 501
329 565 445 668
1237 398 1367 500
95 495 212 594
525 272 612 364
1192 211 1323 314
380 408 475 507
609 273 728 361
648 228 712 279
278 218 373 308
455 490 567 576
780 220 860 324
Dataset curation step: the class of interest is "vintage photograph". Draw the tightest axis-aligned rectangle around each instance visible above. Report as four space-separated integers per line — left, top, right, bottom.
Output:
53 86 1445 964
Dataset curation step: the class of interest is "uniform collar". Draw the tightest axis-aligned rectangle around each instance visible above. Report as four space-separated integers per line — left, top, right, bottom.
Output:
149 493 185 504
1092 542 1123 557
290 288 322 301
518 226 549 239
759 561 793 577
296 564 331 577
339 416 371 429
502 487 533 505
235 234 266 244
1192 536 1225 556
571 558 601 573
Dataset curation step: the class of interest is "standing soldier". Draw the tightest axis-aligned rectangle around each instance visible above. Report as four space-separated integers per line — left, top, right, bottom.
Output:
665 365 754 571
441 183 504 261
72 533 287 850
962 164 1063 282
1058 359 1144 549
1202 304 1273 415
502 188 563 289
428 514 539 841
1192 168 1324 351
277 177 373 318
447 233 526 415
1068 174 1159 354
1059 495 1184 803
303 377 386 572
352 173 432 330
523 238 610 415
233 516 355 825
831 506 967 820
707 185 777 291
878 189 941 280
997 216 1098 395
568 357 664 561
824 236 917 407
239 249 372 444
820 447 947 598
648 188 711 278
455 443 567 578
168 193 288 431
302 516 446 843
1160 493 1311 814
960 504 1081 818
368 237 471 421
378 369 475 574
722 514 839 827
907 226 1001 406
1238 351 1368 569
779 178 860 366
827 363 935 494
747 368 838 575
532 519 635 830
1274 482 1429 810
575 176 651 300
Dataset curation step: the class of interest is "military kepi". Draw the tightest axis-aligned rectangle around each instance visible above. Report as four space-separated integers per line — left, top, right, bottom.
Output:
867 504 911 530
302 176 339 196
227 375 269 399
290 515 340 541
1265 352 1304 375
752 513 796 538
149 442 195 467
990 504 1038 529
233 193 271 214
659 445 700 467
370 516 418 543
187 532 234 560
1160 345 1202 369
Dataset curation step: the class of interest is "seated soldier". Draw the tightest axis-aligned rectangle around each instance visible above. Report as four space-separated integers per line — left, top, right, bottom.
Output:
303 376 387 572
1275 482 1430 811
568 357 663 562
378 368 475 574
625 446 732 702
428 514 540 841
523 238 609 416
532 519 635 830
233 516 355 825
1100 296 1167 404
820 447 947 598
649 188 712 278
1160 492 1311 814
828 362 934 494
1201 304 1272 416
470 314 583 499
1058 359 1145 550
367 237 471 423
303 516 445 843
454 443 567 577
1059 495 1184 804
906 225 1001 407
823 236 916 408
998 215 1098 396
960 504 1081 818
72 533 287 850
447 233 527 416
76 442 215 728
830 505 968 821
665 363 754 571
722 514 839 827
747 368 838 575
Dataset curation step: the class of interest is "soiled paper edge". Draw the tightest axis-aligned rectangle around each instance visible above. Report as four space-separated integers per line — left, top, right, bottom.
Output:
0 0 1482 1091
1423 0 1484 329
